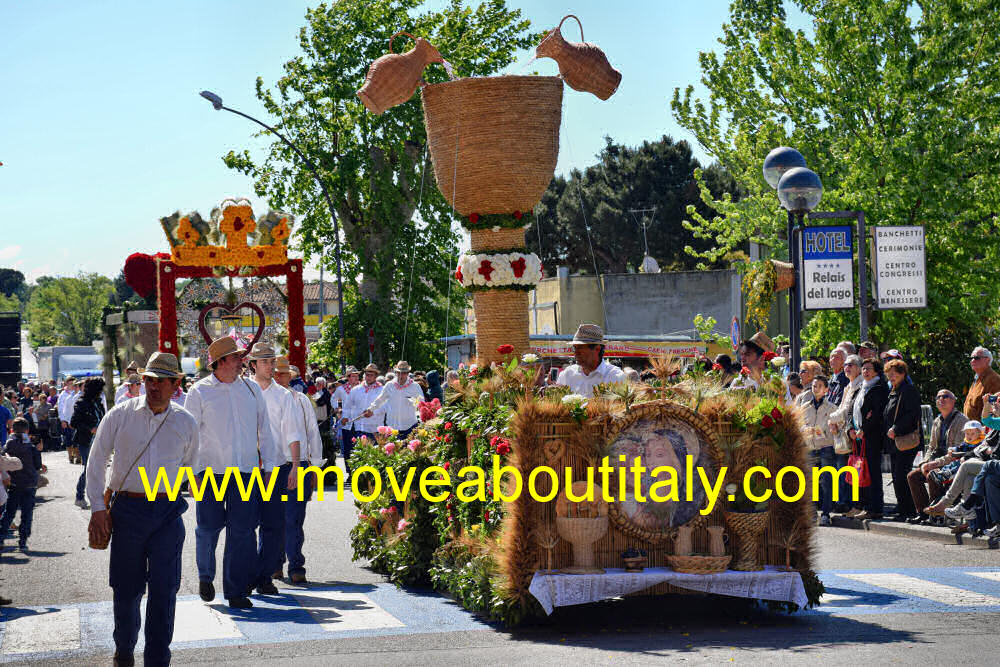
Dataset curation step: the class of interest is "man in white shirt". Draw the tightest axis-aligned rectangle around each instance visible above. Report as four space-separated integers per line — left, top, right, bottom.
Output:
333 367 359 466
57 376 78 452
729 331 775 392
114 361 145 404
184 337 274 610
344 363 383 475
115 374 143 405
86 352 199 666
274 356 323 583
556 324 625 397
363 361 423 438
247 343 304 597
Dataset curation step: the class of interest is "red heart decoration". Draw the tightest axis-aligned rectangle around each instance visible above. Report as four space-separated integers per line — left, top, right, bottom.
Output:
197 302 267 351
233 217 244 231
123 252 156 298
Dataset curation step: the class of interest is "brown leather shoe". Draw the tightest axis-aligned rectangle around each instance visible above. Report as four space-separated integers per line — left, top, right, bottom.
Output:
271 569 284 580
290 572 307 584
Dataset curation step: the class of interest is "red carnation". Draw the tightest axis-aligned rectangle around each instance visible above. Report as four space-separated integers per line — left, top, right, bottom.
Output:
444 421 453 430
455 266 463 282
478 260 495 281
496 441 511 456
712 363 723 371
513 210 523 220
469 213 479 224
497 344 514 355
740 366 750 376
443 461 451 471
490 435 500 448
763 350 777 361
484 510 491 522
510 257 527 278
771 407 783 421
445 434 452 443
761 415 775 428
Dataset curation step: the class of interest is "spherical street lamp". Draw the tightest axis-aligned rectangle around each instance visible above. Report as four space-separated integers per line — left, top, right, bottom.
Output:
762 146 807 189
776 166 823 213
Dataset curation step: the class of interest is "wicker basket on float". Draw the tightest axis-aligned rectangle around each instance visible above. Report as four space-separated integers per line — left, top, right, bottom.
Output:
472 290 531 367
723 510 770 571
421 76 563 216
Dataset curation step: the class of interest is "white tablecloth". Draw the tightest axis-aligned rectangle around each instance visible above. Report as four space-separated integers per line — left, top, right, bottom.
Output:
528 566 808 615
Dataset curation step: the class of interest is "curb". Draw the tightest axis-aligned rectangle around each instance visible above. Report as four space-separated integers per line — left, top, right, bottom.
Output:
830 515 992 547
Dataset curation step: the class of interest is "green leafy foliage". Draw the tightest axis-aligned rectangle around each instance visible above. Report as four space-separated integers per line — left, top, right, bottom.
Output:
526 136 739 275
672 0 1000 400
25 274 115 347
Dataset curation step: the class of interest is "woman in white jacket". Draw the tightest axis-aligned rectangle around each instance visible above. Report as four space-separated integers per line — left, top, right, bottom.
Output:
828 355 863 512
801 375 837 525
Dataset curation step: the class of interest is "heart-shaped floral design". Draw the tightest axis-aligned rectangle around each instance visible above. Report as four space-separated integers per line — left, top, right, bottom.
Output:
197 301 266 349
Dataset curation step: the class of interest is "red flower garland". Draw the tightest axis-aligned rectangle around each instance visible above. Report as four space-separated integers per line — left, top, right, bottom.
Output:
477 259 495 281
510 257 527 278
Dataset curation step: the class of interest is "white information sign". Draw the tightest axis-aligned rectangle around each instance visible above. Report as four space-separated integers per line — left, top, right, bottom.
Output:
873 226 926 309
800 225 854 310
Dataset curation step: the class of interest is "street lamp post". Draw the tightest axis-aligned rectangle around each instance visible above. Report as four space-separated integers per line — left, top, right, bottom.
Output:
199 90 346 373
762 148 823 370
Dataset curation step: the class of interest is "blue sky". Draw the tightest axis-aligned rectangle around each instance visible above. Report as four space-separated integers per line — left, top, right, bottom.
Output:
2 1 746 283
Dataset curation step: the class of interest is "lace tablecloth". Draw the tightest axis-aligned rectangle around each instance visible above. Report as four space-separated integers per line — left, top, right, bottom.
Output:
528 566 808 615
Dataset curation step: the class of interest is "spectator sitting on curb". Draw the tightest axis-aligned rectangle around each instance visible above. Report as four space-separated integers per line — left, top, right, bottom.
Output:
908 389 968 523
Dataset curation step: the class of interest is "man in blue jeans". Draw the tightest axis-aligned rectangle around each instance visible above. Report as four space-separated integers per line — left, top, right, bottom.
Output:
185 337 275 610
1 418 43 551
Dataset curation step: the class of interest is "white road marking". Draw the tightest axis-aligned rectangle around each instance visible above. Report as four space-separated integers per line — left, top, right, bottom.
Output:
1 607 80 654
286 589 404 632
839 573 1000 606
170 600 243 643
963 571 1000 584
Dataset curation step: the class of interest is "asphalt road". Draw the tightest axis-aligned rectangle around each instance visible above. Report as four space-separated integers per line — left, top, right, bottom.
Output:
3 451 1000 665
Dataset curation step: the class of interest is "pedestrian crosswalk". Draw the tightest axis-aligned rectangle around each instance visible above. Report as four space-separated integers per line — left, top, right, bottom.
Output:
811 568 1000 616
0 583 490 663
5 569 1000 661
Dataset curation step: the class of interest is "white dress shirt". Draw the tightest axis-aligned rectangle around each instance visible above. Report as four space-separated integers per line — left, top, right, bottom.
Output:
367 379 423 431
347 382 384 433
184 374 274 475
85 396 199 511
258 379 305 470
292 391 323 463
57 389 78 423
556 360 625 397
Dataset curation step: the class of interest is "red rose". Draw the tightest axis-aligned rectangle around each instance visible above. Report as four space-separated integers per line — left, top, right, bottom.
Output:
445 434 452 443
444 421 453 430
712 363 723 371
497 344 514 355
513 210 523 220
496 441 511 456
763 350 777 361
740 366 750 376
443 461 450 471
469 213 479 224
771 407 783 421
490 435 500 447
761 415 775 428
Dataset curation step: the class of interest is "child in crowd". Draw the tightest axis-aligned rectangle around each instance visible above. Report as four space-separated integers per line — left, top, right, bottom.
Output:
1 417 45 552
0 446 24 605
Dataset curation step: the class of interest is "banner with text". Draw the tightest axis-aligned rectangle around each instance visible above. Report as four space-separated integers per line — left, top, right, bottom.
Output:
801 225 854 310
873 226 926 309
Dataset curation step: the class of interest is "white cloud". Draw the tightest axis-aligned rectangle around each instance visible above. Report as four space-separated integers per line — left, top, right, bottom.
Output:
0 245 22 261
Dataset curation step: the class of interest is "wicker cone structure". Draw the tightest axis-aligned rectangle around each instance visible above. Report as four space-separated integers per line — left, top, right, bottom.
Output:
469 227 527 252
724 510 770 571
473 290 530 366
421 76 563 216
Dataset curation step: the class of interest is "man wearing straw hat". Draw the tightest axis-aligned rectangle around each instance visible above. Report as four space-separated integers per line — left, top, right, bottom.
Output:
115 374 143 405
85 351 198 666
114 360 145 404
729 331 776 391
332 366 359 461
344 363 383 475
247 342 304 596
185 337 274 610
362 361 423 439
273 355 323 583
556 324 624 397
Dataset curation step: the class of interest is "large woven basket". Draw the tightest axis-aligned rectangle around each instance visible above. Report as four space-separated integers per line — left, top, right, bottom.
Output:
421 76 563 216
772 260 795 292
723 510 770 571
666 554 731 575
473 290 530 366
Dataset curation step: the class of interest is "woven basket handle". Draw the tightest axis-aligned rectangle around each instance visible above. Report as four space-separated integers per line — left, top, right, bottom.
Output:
557 14 584 41
389 31 418 54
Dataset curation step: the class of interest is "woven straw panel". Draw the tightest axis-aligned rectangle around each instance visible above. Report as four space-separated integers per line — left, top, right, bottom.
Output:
473 289 530 366
422 76 563 216
469 227 527 253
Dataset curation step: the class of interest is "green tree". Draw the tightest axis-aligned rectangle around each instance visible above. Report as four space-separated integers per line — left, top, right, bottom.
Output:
0 292 18 313
0 268 27 304
672 0 1000 399
25 274 115 347
223 0 538 369
527 136 739 274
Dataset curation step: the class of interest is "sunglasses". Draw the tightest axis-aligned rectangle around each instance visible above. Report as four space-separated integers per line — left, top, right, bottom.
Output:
971 355 986 361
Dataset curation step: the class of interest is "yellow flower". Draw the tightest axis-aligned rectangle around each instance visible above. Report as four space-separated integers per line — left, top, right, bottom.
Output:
271 218 291 242
176 217 200 247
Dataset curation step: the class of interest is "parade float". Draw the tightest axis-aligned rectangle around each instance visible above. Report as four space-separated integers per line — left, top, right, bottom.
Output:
123 198 307 371
348 16 822 626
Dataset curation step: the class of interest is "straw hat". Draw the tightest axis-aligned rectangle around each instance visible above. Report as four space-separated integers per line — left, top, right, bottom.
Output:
345 366 360 376
274 356 291 374
207 337 241 367
125 360 141 373
571 323 605 345
743 331 775 354
141 351 182 379
247 342 277 361
126 374 142 385
364 363 379 373
394 360 412 373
